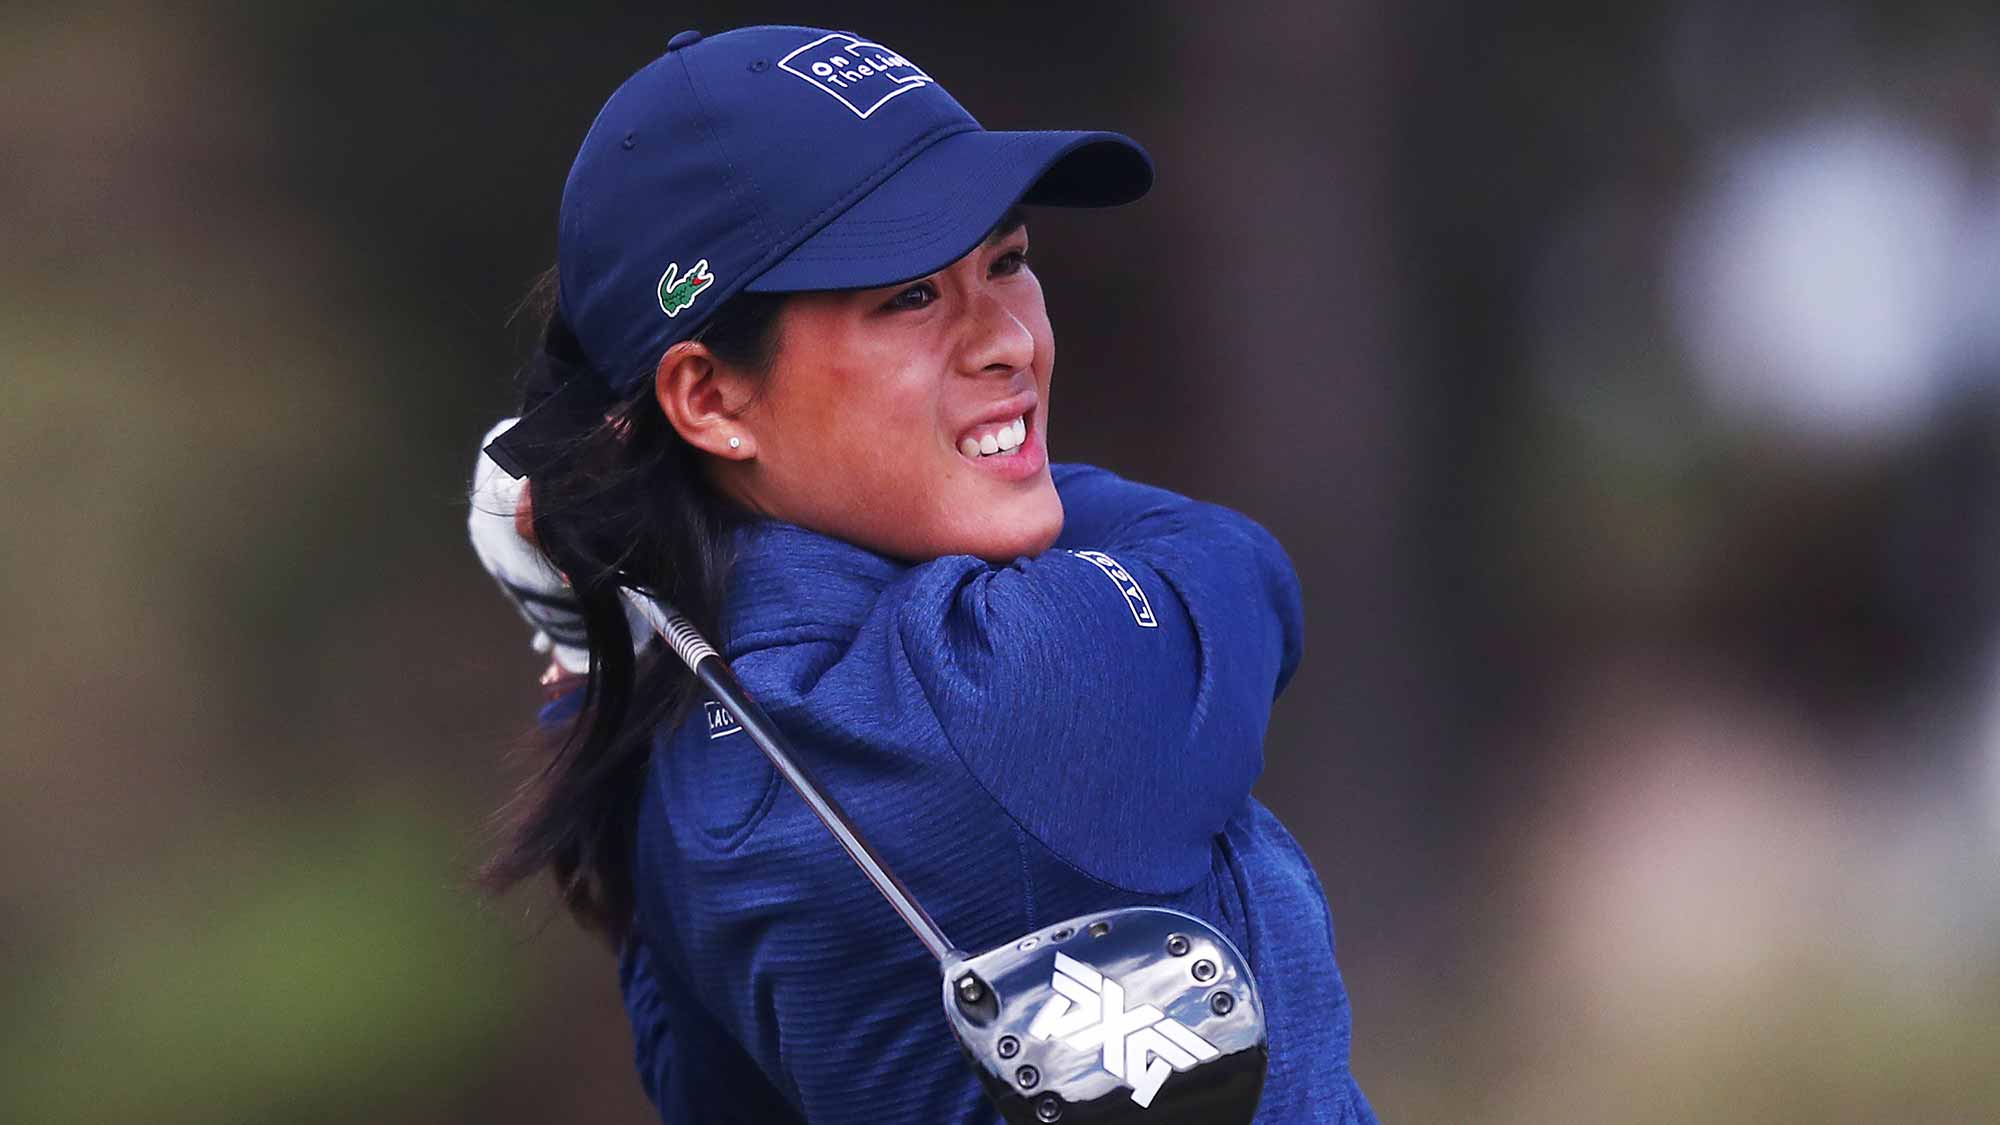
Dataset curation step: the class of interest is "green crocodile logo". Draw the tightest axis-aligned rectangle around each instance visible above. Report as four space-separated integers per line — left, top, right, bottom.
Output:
657 259 716 318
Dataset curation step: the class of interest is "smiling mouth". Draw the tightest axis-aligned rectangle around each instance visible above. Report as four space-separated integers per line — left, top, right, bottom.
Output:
957 412 1030 459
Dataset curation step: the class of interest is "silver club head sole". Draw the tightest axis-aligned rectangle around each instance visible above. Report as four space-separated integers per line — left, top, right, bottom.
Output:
943 907 1267 1124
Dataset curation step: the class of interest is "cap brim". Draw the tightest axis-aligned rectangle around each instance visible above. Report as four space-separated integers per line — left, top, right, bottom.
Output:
744 129 1151 293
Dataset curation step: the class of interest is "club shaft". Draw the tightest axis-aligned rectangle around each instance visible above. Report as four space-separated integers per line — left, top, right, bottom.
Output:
628 592 962 965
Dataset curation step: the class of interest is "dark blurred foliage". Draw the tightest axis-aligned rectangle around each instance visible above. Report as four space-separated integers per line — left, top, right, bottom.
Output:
5 2 1997 1122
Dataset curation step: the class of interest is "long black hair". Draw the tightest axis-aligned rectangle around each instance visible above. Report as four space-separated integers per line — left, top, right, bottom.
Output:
479 269 786 942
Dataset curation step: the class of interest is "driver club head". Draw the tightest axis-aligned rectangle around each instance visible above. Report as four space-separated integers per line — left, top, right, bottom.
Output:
943 907 1267 1124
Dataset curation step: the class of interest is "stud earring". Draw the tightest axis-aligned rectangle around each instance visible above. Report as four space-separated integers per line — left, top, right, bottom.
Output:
728 436 742 449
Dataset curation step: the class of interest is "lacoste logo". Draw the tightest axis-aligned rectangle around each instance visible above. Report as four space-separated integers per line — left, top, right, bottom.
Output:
705 700 742 740
1027 952 1221 1108
657 259 715 318
1070 550 1158 628
777 32 933 119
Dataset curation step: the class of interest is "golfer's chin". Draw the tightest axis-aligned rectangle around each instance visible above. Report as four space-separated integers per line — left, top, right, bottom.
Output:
961 485 1064 565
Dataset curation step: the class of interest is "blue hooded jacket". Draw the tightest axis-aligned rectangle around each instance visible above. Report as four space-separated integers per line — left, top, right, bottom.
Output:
551 464 1376 1123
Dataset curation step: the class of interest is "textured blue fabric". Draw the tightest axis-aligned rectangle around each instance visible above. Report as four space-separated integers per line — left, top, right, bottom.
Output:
594 464 1374 1123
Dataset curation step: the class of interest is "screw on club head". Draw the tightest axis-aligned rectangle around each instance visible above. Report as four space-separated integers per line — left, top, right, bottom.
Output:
1088 921 1111 938
956 974 985 1004
1035 1094 1063 1121
1210 990 1236 1015
1166 933 1191 957
997 1035 1020 1059
1192 958 1218 982
1016 1064 1040 1090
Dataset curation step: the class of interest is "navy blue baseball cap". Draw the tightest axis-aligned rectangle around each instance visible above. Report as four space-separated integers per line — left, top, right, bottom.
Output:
486 25 1151 478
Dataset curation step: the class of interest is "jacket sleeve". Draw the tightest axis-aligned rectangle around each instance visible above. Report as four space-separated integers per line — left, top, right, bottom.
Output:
616 937 680 1118
887 463 1304 894
543 690 700 1124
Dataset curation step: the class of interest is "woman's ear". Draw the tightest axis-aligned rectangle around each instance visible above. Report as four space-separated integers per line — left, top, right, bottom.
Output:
653 340 757 460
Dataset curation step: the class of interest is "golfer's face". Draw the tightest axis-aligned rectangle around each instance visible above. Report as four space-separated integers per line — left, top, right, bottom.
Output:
732 218 1062 563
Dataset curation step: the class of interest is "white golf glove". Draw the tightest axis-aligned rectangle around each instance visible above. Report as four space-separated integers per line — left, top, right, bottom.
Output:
469 417 650 675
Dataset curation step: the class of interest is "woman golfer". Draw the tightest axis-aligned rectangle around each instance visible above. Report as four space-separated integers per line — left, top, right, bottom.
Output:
470 24 1376 1124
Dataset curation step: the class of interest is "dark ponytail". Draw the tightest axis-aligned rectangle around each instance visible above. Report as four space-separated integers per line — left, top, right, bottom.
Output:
479 268 786 943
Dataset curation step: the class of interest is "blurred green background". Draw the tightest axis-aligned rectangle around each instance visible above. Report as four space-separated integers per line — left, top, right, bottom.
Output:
4 2 1998 1122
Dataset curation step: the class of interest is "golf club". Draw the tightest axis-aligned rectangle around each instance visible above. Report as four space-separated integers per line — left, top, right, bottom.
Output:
623 590 1270 1123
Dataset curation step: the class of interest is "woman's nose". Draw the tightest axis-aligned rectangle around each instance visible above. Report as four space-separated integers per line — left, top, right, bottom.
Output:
958 291 1035 377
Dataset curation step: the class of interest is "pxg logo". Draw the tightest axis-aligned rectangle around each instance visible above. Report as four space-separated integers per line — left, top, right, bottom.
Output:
1029 952 1222 1109
778 32 933 119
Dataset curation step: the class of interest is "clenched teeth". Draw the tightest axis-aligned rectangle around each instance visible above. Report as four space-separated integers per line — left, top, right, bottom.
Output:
958 415 1028 458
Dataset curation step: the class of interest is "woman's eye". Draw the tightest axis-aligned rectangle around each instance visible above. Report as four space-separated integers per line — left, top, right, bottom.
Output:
883 281 937 311
991 248 1030 276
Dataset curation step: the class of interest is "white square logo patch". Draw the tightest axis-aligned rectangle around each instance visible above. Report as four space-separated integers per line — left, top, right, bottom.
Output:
778 32 933 119
705 700 743 740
